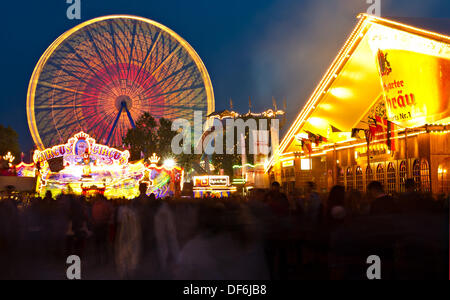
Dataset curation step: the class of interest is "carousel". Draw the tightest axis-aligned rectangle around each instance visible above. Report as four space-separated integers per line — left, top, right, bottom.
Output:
19 132 183 199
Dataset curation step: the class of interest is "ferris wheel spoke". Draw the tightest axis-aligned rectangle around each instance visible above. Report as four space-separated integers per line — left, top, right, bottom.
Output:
85 29 122 95
140 62 195 97
36 81 98 99
149 45 182 80
142 69 201 100
133 40 182 92
128 31 163 95
56 115 91 132
35 104 99 110
161 88 206 112
65 43 111 87
47 62 93 86
125 20 137 87
108 22 123 88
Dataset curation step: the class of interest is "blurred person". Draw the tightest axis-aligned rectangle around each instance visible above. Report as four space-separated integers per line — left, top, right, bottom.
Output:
66 195 89 259
367 181 398 215
0 195 20 279
174 202 269 280
264 181 289 217
91 195 113 265
300 181 321 225
325 185 347 227
154 199 180 278
346 189 362 217
115 201 142 279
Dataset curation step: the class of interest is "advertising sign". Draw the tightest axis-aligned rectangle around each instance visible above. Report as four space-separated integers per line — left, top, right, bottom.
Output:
369 24 450 127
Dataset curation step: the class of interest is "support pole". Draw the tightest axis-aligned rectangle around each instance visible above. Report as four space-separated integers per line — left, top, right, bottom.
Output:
404 128 408 174
123 103 136 129
106 104 123 145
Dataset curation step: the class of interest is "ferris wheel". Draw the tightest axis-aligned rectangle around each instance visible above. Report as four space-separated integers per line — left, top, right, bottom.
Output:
27 15 214 150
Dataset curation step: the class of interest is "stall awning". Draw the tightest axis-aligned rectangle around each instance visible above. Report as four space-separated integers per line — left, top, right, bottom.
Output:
267 13 450 170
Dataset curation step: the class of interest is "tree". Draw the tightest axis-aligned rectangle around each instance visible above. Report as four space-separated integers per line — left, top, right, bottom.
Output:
122 113 185 164
123 113 158 160
0 124 20 165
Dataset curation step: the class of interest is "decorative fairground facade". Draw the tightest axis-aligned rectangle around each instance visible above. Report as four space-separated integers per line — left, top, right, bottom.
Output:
26 132 183 199
266 14 450 197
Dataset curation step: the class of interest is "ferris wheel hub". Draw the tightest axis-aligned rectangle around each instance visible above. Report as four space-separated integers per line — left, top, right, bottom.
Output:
115 95 133 111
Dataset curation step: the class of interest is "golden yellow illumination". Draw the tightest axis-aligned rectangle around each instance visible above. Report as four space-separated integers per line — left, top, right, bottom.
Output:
329 87 353 99
266 13 450 173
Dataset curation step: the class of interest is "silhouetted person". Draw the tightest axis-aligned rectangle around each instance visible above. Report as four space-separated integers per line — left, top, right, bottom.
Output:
66 196 88 258
91 195 113 264
301 181 321 225
325 185 347 227
367 181 398 215
264 181 289 217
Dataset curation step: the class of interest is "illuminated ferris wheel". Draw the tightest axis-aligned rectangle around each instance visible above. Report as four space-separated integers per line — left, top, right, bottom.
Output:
27 15 214 150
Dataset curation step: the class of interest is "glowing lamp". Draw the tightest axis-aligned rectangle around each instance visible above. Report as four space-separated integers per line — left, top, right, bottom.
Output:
164 158 176 169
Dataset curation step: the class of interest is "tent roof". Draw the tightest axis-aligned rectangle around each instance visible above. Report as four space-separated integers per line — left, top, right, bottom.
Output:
268 13 450 169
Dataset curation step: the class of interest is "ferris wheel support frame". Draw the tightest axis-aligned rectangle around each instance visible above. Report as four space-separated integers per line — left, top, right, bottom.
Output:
106 101 136 146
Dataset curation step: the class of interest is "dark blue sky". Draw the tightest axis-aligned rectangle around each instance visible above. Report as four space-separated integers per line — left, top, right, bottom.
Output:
1 0 449 152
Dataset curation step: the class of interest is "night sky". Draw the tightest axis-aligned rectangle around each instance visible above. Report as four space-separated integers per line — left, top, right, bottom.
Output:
1 0 449 154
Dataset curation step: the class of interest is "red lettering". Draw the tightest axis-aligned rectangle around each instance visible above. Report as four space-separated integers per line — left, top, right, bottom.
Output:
59 145 66 155
398 95 405 107
406 93 415 106
391 97 397 109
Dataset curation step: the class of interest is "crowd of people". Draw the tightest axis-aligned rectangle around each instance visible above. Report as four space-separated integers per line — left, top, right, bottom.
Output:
0 180 448 280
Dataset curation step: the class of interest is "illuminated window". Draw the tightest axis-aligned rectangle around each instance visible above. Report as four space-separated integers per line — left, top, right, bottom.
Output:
399 161 407 192
300 158 311 170
346 167 353 191
438 159 450 194
386 162 396 194
355 166 363 192
420 159 431 193
376 164 385 188
337 166 344 186
413 159 421 190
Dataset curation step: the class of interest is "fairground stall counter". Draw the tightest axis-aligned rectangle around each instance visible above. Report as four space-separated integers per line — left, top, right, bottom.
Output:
193 175 237 198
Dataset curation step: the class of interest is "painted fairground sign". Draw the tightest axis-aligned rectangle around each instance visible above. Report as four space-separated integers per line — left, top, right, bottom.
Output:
369 24 450 127
33 132 142 199
33 131 130 167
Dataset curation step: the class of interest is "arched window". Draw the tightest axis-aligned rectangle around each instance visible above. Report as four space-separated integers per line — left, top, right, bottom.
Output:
413 159 421 190
337 166 344 186
346 167 353 191
376 164 385 188
366 165 373 185
289 168 295 178
386 162 396 194
399 161 407 192
355 166 363 192
420 159 431 192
